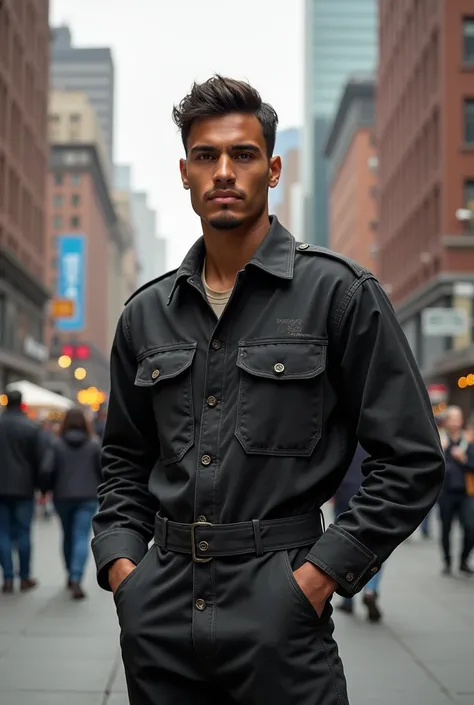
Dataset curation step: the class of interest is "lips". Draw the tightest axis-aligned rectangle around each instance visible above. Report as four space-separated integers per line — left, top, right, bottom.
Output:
209 192 242 202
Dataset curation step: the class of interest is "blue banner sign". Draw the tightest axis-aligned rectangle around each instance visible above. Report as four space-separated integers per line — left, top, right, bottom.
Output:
56 234 86 332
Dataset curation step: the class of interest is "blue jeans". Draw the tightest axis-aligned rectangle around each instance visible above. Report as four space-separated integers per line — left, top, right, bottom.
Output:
55 499 97 583
0 498 35 581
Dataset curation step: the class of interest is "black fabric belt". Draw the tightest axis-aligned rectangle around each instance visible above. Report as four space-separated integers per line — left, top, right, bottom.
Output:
154 512 324 563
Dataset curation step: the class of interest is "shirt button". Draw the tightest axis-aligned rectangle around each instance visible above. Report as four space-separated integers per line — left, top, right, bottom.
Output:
195 598 206 611
197 515 207 523
207 396 217 407
298 243 310 250
211 339 222 350
346 572 355 583
273 362 285 374
198 541 209 552
151 369 160 379
370 567 378 574
201 455 211 466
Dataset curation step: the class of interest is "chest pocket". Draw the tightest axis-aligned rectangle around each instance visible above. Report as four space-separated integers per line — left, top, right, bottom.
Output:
135 343 197 465
235 339 326 457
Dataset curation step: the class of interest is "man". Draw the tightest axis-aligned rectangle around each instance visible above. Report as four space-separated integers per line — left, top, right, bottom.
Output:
333 445 383 623
92 76 445 705
0 390 44 593
438 406 474 576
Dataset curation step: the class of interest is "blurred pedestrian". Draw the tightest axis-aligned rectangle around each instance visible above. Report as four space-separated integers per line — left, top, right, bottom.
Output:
438 406 474 576
333 445 383 622
0 390 45 593
43 407 102 599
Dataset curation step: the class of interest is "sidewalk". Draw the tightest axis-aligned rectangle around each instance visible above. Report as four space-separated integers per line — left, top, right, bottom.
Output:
0 515 472 704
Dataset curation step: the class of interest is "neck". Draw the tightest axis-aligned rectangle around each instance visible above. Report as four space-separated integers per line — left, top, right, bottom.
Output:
447 429 462 440
202 211 271 291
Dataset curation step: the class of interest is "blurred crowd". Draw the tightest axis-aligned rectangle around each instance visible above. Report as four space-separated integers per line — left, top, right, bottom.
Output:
0 391 106 600
0 394 472 612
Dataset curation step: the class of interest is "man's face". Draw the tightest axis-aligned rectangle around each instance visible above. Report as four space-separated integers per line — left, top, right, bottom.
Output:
446 408 463 433
180 113 281 230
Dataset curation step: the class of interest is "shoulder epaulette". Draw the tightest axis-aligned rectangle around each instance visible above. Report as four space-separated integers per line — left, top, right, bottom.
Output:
124 268 179 306
295 242 371 279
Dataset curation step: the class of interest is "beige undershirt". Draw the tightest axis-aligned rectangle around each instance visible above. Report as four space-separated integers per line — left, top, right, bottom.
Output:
202 262 232 319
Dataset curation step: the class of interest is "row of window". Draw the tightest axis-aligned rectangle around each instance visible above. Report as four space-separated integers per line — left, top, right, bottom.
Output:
53 193 81 208
54 173 81 187
52 215 81 230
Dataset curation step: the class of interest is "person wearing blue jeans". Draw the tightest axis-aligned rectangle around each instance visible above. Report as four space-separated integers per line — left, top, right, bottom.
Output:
55 500 98 587
0 390 46 593
333 445 383 622
0 499 35 586
42 407 102 599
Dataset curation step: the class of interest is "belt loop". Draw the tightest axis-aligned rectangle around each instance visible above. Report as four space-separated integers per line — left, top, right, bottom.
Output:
252 519 264 557
162 517 168 553
319 508 326 534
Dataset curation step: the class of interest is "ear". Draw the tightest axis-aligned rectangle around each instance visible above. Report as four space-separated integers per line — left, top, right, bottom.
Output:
180 158 190 190
269 155 282 190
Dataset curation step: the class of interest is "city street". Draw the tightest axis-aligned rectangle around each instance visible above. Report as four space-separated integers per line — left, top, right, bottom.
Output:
0 515 472 705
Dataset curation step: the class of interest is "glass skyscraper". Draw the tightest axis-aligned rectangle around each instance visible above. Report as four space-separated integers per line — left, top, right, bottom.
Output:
302 0 378 246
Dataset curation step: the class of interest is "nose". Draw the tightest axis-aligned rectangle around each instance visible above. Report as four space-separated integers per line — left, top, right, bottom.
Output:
213 153 236 185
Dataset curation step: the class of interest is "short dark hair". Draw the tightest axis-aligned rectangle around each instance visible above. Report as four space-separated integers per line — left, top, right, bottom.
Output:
172 75 279 157
7 390 22 408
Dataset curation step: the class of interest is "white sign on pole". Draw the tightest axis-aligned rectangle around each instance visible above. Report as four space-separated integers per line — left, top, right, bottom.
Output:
422 308 468 337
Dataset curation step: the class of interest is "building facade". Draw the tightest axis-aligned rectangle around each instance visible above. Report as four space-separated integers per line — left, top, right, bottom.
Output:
269 128 300 214
50 26 114 174
325 77 378 274
0 0 50 389
377 0 474 415
49 90 109 180
274 147 303 240
131 191 161 287
45 144 126 398
303 0 378 246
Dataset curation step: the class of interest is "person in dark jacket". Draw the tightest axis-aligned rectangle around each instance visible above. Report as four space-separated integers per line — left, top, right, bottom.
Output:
333 445 383 622
438 406 474 576
0 390 45 593
46 407 102 599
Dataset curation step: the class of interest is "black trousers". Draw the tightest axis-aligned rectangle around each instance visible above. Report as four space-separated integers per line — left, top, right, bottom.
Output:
438 490 474 566
114 544 349 705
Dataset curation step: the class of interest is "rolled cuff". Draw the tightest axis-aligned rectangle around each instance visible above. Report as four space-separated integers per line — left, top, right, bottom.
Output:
305 523 379 598
91 528 149 591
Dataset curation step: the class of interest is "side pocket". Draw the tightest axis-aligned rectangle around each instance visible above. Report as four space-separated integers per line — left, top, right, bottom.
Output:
113 545 156 604
281 550 322 624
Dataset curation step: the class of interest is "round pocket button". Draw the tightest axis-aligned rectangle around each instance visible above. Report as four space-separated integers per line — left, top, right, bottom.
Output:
273 362 285 374
151 369 160 379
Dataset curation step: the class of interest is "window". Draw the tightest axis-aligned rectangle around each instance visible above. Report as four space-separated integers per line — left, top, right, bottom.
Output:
465 179 474 230
53 215 62 229
464 18 474 63
53 194 63 208
71 194 80 207
70 216 80 228
54 173 63 186
70 173 81 186
464 99 474 144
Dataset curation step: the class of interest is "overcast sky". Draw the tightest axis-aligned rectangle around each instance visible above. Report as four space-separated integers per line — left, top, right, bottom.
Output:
50 0 304 268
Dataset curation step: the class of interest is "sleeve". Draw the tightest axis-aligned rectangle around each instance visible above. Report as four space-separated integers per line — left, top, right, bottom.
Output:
306 277 445 598
91 309 159 591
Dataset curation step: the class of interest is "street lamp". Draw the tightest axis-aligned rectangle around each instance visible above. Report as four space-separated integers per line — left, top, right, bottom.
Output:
58 354 72 369
74 367 87 381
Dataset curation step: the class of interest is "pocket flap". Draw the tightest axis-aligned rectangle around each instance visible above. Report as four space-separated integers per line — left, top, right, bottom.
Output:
236 340 326 380
135 344 197 387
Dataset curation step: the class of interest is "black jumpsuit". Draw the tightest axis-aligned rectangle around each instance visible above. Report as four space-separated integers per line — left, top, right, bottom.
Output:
92 217 444 704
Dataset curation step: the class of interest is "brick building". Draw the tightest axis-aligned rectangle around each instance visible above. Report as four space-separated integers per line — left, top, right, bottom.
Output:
377 0 474 413
0 0 50 389
45 144 127 398
325 77 378 274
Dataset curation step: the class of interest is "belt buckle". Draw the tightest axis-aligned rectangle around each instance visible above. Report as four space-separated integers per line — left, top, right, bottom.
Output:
191 521 213 563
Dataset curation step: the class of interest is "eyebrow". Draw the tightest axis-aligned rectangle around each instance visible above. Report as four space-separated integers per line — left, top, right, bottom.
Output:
190 143 262 155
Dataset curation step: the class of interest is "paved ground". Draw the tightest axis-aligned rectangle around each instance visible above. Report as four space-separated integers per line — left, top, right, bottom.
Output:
0 512 472 704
